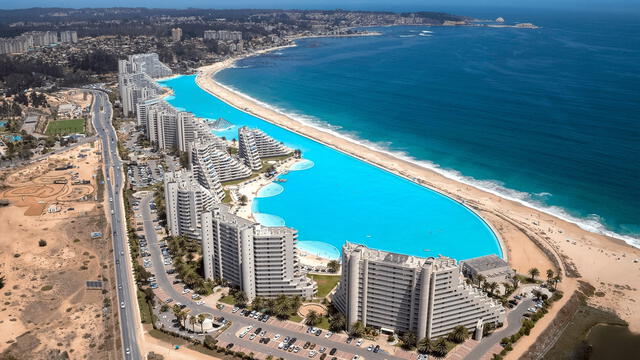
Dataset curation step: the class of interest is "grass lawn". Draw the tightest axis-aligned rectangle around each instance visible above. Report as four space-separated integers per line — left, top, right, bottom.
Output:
45 118 85 135
289 314 303 323
221 172 259 186
315 316 331 330
310 274 341 298
219 294 235 305
137 289 153 324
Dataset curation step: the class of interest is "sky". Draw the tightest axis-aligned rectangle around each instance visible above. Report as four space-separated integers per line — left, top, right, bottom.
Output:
1 0 639 12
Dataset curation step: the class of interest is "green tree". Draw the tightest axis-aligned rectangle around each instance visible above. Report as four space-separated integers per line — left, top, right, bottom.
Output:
198 313 207 333
305 310 321 326
476 274 486 287
350 321 365 338
417 337 433 354
449 325 469 344
239 195 248 206
233 290 248 307
189 315 197 332
399 330 417 349
528 268 540 281
329 313 346 332
433 337 449 358
487 282 498 296
511 274 520 289
327 260 340 273
546 269 554 281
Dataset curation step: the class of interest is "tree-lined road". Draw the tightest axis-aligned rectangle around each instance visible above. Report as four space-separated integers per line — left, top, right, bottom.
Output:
90 89 142 360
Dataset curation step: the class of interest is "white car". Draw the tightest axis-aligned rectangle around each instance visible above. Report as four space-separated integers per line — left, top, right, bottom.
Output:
356 339 363 346
120 302 125 309
308 350 316 358
325 331 333 338
196 300 204 305
278 342 285 349
274 334 281 340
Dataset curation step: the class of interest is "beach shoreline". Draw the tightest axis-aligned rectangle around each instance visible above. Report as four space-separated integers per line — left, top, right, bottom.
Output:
191 42 640 334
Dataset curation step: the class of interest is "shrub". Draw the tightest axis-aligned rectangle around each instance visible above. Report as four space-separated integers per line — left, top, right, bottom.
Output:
41 285 53 291
38 240 47 247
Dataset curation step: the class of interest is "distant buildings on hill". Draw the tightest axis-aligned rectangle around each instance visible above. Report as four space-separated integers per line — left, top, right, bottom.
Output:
204 30 242 41
118 53 172 117
0 30 78 55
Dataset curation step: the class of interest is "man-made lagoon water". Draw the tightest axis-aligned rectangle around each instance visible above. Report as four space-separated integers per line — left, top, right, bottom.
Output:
160 75 501 260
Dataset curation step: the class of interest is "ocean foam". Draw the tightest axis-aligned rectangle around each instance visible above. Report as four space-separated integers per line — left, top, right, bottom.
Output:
212 78 640 249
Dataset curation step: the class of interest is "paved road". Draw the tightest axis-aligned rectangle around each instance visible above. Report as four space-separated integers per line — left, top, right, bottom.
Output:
138 193 404 360
90 90 142 360
464 299 534 360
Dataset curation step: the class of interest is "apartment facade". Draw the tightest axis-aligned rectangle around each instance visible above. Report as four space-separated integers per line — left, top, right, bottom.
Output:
238 126 291 170
333 242 505 339
189 137 251 183
201 205 317 302
164 170 218 240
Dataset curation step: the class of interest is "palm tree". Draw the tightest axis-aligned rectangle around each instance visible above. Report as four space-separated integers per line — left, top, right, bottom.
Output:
532 289 543 301
546 269 554 281
487 282 498 296
198 313 207 333
234 290 247 307
433 337 449 358
528 268 540 281
552 274 561 290
189 315 197 332
511 274 520 289
350 321 365 338
305 310 320 326
476 274 486 287
399 331 417 350
417 337 433 354
327 260 340 273
449 325 469 344
329 313 346 332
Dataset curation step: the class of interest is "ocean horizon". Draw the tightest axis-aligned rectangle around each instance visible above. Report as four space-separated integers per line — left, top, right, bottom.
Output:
214 9 640 248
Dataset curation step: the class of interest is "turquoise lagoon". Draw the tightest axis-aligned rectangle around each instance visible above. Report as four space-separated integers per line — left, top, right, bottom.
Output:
160 75 501 260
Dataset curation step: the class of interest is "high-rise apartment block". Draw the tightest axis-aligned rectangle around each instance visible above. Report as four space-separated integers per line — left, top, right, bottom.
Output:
238 126 291 170
118 53 172 117
333 242 505 340
201 205 317 302
189 137 251 183
164 170 219 240
59 31 78 43
171 27 183 42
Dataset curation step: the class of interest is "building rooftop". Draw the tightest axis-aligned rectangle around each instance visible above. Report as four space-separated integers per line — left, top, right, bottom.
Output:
462 254 509 272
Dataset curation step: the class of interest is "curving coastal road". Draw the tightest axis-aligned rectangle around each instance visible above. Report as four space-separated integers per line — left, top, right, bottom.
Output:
89 90 142 360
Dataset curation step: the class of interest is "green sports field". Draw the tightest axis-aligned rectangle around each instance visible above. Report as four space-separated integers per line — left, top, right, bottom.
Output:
45 118 86 135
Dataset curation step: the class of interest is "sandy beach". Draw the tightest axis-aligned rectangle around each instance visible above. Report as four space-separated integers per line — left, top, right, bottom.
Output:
193 48 640 340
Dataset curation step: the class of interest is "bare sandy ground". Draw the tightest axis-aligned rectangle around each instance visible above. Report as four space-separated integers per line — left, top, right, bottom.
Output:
195 55 640 340
0 142 118 359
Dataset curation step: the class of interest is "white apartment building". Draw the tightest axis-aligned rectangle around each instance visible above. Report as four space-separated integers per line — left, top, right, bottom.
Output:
238 126 263 170
120 53 172 79
118 72 164 117
238 126 292 170
59 31 78 43
189 137 251 183
201 205 317 302
333 242 505 340
164 170 218 240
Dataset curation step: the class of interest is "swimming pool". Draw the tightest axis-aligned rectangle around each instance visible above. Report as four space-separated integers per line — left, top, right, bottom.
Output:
161 75 502 260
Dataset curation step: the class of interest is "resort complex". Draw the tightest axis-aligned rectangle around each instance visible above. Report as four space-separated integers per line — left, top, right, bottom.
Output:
333 242 505 339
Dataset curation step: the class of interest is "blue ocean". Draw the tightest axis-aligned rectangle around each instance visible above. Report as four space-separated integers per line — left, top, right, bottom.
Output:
214 9 640 247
